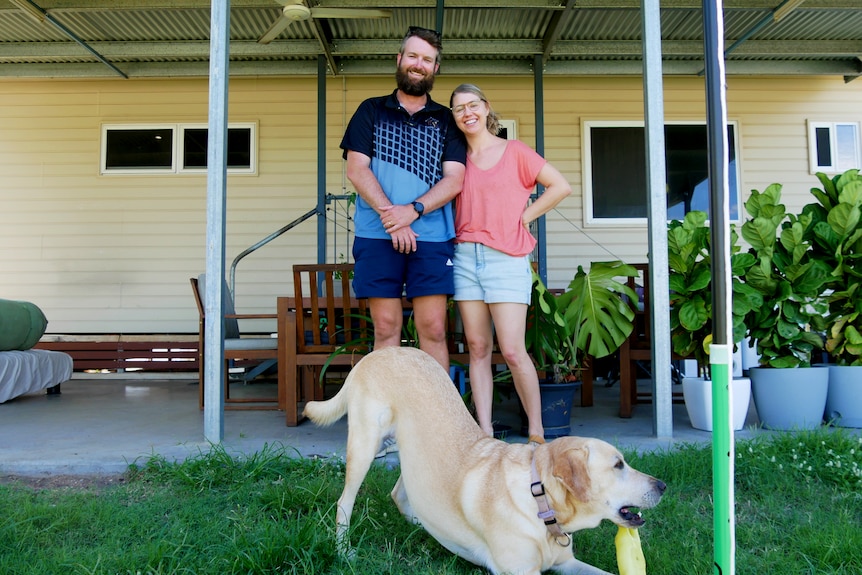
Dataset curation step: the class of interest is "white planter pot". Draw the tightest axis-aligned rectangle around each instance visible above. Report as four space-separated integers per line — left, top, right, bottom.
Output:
682 376 751 432
750 366 829 431
826 365 862 428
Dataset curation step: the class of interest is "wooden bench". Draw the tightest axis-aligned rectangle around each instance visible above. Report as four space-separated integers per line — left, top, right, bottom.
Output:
34 334 199 373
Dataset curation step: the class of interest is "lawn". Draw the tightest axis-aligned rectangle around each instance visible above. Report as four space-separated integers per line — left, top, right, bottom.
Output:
1 428 860 575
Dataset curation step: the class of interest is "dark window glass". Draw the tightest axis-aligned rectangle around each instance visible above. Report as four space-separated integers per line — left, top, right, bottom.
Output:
105 129 173 169
591 127 646 219
815 126 832 167
591 124 739 221
183 127 252 169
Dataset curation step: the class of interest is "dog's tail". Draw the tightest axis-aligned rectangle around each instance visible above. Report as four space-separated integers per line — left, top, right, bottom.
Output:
302 382 349 427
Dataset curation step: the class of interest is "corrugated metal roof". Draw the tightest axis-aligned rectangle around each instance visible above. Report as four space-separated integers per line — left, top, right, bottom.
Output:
0 1 859 80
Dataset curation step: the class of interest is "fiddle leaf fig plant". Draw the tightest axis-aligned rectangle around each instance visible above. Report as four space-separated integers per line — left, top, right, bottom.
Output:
667 210 759 377
741 183 830 368
804 168 862 366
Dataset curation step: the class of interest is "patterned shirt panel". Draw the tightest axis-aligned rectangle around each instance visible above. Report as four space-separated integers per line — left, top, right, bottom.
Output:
375 116 444 189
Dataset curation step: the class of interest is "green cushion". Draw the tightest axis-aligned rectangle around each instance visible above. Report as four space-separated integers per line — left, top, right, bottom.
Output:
0 298 49 351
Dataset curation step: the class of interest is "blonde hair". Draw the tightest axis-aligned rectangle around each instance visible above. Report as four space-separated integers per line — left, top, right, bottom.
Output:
450 83 501 136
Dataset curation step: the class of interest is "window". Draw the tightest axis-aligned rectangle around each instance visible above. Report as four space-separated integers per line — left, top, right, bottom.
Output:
104 126 175 171
497 119 517 141
101 122 256 174
583 121 740 224
808 121 860 174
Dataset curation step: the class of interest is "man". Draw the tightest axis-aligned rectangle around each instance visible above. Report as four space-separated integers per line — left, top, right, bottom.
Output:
340 26 466 370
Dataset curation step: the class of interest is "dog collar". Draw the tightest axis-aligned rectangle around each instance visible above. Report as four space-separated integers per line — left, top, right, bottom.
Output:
530 454 572 547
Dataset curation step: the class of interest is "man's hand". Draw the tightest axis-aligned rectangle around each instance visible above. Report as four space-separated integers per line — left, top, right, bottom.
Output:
380 204 420 253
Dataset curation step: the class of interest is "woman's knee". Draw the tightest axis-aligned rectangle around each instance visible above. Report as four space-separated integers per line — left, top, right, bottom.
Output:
465 333 493 357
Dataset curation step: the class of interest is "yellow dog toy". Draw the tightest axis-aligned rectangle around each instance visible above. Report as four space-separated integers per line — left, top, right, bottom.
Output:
615 526 647 575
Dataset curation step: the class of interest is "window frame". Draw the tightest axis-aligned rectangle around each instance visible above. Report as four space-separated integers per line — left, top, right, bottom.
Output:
498 119 517 141
807 120 861 175
100 122 257 175
582 119 742 226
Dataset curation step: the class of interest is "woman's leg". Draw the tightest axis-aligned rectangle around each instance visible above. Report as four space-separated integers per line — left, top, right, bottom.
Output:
458 300 495 436
491 302 544 441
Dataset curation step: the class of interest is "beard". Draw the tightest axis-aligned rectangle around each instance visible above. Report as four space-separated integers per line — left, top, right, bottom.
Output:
395 64 435 96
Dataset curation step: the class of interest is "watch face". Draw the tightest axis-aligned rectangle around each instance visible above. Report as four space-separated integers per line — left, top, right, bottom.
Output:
413 202 425 215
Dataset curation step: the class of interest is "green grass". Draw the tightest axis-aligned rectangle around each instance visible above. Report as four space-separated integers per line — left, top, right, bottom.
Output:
1 430 860 575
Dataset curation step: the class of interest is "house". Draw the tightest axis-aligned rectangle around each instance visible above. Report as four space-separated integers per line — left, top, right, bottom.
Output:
1 1 860 340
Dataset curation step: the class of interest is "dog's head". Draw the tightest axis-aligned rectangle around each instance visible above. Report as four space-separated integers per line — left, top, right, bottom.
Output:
541 437 666 530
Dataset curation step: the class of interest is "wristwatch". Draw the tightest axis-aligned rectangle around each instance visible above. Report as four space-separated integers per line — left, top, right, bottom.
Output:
411 201 425 219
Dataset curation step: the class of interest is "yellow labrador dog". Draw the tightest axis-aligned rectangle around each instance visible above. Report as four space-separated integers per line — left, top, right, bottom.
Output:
304 347 666 575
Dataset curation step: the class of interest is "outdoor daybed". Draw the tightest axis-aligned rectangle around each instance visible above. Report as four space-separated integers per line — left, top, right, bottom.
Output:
0 298 72 403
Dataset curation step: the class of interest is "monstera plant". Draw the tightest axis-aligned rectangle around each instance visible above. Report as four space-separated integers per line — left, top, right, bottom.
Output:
526 261 639 382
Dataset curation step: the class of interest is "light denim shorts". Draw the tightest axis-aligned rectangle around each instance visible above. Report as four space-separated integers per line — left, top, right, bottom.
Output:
453 242 532 304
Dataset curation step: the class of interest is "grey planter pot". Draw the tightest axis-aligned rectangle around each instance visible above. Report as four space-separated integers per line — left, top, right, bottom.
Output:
750 366 829 431
825 365 862 428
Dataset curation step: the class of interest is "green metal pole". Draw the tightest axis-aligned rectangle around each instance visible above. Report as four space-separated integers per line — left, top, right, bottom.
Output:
710 343 735 574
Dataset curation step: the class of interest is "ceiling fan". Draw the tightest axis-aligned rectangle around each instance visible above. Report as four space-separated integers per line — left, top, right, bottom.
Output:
257 0 391 44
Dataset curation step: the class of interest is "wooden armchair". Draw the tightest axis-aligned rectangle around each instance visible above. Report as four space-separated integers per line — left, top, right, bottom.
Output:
278 263 370 426
617 263 684 417
190 274 279 410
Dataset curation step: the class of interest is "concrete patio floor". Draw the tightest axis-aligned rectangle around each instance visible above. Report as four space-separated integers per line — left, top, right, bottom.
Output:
0 371 770 477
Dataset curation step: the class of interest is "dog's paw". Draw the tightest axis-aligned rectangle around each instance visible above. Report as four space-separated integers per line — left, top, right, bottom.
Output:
336 543 357 562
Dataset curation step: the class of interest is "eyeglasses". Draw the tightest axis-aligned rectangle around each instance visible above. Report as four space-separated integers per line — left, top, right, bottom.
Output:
405 26 442 43
452 100 484 117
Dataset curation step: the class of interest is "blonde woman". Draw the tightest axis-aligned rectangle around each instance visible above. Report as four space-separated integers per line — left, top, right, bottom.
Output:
449 84 571 443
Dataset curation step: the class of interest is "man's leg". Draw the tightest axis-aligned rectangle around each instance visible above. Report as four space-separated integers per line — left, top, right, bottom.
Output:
411 294 450 370
368 297 404 349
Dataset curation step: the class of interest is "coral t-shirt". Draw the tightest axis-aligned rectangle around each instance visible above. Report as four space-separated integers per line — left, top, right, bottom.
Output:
455 140 547 257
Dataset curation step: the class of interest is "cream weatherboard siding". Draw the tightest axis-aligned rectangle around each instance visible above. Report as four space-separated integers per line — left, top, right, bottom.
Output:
1 75 860 334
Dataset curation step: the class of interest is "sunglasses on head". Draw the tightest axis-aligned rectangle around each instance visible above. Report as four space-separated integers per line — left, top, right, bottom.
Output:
405 26 442 42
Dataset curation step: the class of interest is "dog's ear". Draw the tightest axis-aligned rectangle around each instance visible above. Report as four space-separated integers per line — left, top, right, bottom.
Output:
553 445 591 501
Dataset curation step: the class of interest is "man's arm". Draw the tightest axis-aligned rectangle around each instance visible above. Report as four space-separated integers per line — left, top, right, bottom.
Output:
345 150 392 214
380 160 466 228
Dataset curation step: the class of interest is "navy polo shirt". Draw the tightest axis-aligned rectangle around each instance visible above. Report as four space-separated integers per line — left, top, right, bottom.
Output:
340 90 467 242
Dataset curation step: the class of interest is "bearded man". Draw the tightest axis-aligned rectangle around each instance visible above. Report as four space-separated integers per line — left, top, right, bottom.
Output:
340 26 466 372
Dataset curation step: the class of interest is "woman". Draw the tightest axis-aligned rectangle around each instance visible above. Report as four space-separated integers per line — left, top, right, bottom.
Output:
449 84 571 443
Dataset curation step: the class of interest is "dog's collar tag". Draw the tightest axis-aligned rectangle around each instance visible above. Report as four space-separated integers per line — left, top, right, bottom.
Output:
530 454 572 548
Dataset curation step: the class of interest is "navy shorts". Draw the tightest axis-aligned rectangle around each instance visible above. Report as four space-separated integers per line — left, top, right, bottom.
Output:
352 237 455 300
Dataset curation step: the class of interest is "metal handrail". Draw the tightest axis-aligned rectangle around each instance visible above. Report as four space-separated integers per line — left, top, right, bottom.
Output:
229 207 319 297
228 193 355 300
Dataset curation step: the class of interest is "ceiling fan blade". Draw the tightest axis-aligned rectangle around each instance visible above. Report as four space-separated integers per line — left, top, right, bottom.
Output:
257 14 294 44
309 8 391 19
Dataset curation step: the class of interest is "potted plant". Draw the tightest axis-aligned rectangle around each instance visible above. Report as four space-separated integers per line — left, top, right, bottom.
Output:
803 168 862 427
523 261 639 437
740 183 831 430
667 210 759 431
